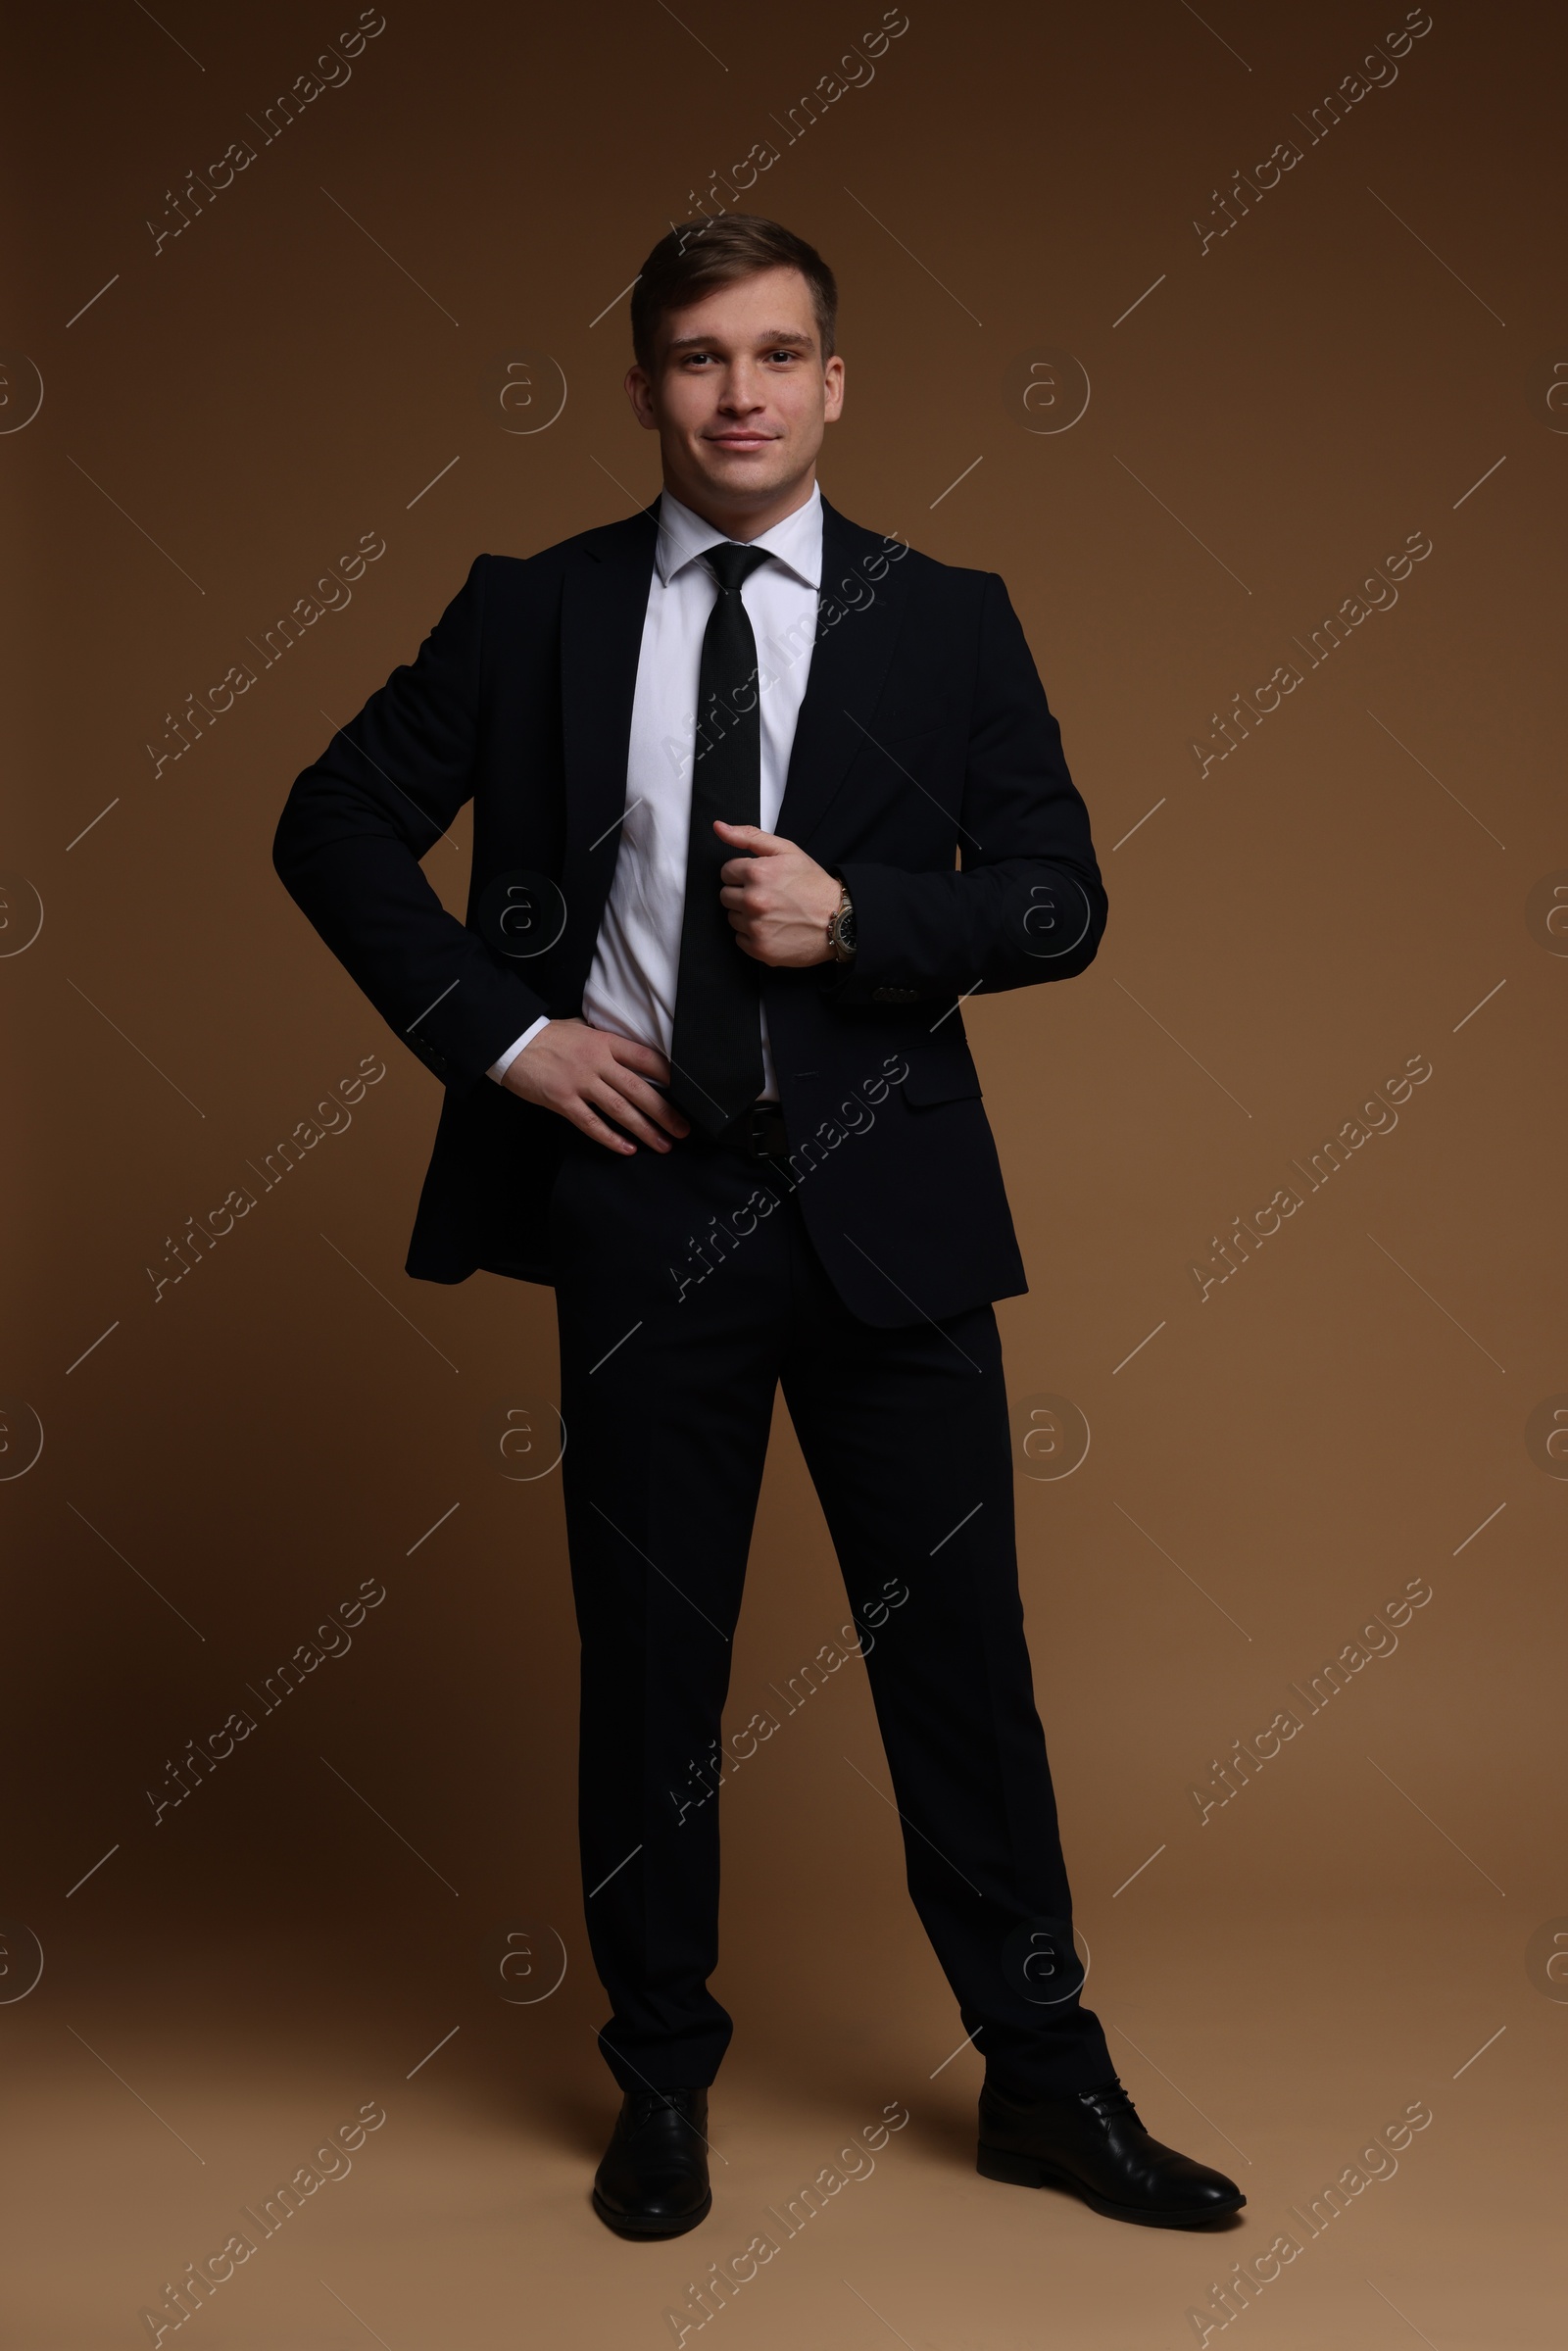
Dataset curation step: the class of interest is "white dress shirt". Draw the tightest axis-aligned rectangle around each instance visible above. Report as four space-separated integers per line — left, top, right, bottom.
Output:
486 481 823 1100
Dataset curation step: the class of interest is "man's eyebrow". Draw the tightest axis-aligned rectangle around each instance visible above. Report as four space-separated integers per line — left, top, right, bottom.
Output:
665 329 815 351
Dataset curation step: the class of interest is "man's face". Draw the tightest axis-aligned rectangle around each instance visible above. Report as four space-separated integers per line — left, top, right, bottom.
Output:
626 264 844 520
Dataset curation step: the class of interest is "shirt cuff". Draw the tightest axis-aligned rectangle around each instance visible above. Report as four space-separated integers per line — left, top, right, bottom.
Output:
487 1014 552 1084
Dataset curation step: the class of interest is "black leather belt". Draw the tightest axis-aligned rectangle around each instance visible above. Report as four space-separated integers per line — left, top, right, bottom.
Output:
713 1102 789 1158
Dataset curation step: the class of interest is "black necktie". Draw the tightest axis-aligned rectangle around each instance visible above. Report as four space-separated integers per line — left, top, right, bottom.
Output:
668 541 772 1135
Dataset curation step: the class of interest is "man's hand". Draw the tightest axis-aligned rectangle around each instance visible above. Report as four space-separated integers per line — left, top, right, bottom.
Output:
501 1018 690 1155
713 820 841 965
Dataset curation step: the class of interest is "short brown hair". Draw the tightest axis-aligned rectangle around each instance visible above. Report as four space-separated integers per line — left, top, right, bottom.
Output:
629 216 838 373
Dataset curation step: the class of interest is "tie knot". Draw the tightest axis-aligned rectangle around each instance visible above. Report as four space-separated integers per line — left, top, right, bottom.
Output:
704 541 771 595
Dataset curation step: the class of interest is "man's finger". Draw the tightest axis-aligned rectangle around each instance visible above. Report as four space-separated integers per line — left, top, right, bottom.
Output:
604 1034 672 1081
585 1078 674 1152
569 1100 637 1154
607 1067 690 1139
712 820 784 853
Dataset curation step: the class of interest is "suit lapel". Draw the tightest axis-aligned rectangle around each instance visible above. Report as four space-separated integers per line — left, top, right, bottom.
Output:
557 503 660 1007
773 494 911 850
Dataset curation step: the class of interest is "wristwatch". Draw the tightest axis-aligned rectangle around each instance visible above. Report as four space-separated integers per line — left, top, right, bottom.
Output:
827 883 858 962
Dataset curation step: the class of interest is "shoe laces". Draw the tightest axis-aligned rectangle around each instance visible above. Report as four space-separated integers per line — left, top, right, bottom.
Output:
626 2086 696 2127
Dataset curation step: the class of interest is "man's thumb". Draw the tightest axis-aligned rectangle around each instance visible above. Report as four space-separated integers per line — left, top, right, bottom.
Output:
714 820 781 851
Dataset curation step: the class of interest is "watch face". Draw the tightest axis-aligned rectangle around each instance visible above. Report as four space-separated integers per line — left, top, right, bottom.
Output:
840 906 857 952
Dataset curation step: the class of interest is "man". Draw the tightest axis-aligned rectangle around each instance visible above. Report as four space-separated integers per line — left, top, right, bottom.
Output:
273 215 1242 2240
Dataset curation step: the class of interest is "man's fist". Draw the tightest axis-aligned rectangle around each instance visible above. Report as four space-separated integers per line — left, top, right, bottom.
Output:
501 1018 690 1155
713 820 841 965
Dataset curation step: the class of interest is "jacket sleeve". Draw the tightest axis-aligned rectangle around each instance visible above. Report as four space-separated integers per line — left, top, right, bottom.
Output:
271 555 548 1096
824 569 1107 1005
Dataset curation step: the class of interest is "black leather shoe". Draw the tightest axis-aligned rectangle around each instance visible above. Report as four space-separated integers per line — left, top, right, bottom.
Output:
977 2080 1244 2229
592 2086 711 2238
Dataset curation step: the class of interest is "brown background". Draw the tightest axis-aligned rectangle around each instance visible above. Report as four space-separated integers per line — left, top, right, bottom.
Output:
4 0 1564 2343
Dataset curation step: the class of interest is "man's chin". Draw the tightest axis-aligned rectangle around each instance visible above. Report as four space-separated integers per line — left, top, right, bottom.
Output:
684 452 804 505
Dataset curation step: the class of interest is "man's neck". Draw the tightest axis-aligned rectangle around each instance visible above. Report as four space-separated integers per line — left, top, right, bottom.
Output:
662 469 817 542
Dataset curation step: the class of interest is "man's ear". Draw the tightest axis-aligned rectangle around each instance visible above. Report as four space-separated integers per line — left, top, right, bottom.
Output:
624 366 658 428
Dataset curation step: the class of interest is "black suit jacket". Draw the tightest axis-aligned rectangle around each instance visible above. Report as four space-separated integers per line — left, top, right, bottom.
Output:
271 494 1107 1327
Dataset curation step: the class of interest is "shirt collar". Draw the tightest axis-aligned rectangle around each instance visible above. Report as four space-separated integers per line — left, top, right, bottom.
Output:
656 479 822 592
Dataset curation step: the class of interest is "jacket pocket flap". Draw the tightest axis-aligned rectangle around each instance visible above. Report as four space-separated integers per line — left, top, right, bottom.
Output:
901 1053 984 1105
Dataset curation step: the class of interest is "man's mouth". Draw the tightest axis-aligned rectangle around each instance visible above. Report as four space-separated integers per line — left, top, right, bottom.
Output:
707 432 777 450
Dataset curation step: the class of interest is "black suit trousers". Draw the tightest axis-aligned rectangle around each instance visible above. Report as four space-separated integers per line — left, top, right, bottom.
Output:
548 1121 1114 2098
